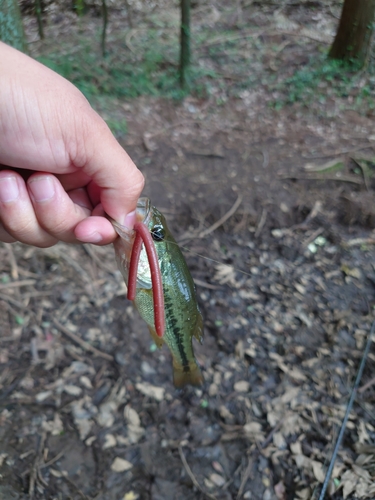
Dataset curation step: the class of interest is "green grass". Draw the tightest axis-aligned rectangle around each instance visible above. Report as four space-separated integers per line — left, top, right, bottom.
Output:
271 53 375 110
36 21 375 119
38 35 217 103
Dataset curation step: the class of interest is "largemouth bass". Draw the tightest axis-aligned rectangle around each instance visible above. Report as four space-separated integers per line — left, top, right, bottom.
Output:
111 198 204 388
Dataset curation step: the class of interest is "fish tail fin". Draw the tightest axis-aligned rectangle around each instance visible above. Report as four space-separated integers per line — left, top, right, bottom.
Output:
173 363 204 388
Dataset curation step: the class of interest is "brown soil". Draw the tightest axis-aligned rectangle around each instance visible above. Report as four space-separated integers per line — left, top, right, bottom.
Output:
1 2 375 499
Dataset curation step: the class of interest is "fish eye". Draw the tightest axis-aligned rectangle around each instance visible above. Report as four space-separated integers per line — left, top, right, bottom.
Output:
151 225 165 241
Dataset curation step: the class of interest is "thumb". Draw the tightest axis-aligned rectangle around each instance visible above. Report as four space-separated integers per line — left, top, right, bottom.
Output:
78 114 144 227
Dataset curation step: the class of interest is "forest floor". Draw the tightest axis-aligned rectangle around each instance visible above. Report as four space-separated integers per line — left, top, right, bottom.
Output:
1 1 375 499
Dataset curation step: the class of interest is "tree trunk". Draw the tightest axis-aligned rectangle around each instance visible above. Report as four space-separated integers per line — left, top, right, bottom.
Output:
0 0 28 52
101 0 108 56
179 0 191 88
329 0 375 66
35 0 44 39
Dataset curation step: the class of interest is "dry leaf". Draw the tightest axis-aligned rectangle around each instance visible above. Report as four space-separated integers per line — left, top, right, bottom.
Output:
123 493 138 500
103 433 117 450
135 382 165 401
311 460 325 483
209 473 225 487
63 384 82 396
124 405 141 427
234 380 250 392
274 480 286 500
111 457 133 472
214 264 237 286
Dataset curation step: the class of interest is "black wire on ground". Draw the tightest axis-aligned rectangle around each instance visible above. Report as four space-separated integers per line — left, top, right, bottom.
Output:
317 318 375 500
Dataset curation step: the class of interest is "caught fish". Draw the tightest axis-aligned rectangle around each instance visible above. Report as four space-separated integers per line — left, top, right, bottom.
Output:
111 198 204 388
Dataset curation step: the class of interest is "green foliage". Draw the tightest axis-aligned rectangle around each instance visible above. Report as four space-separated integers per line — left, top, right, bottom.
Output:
72 0 86 16
0 0 27 52
272 54 374 109
106 118 128 138
38 36 215 103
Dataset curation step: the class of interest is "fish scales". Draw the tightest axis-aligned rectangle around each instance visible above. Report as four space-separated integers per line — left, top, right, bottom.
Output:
111 198 204 388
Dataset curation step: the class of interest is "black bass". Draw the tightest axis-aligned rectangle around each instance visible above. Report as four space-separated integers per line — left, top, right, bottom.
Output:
111 198 204 388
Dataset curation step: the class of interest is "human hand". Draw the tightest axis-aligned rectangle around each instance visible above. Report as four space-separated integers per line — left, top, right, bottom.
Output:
0 42 144 247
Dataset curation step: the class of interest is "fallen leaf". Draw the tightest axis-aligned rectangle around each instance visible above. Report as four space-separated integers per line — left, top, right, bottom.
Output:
311 460 325 483
63 384 82 396
274 480 286 500
123 492 138 500
209 473 225 487
103 433 117 450
0 453 7 467
111 457 133 472
234 380 250 392
135 382 165 401
124 405 141 427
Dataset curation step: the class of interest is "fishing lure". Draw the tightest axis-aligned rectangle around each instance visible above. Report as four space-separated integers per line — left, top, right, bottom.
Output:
111 198 204 388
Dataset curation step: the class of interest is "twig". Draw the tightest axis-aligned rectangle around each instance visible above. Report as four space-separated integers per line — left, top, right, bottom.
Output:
269 40 290 71
193 278 221 290
53 319 114 362
351 157 370 192
343 238 375 247
236 456 253 499
0 279 36 290
0 292 33 314
178 444 217 500
301 227 324 248
29 432 47 499
317 319 375 500
262 149 269 168
302 144 372 159
359 376 375 394
63 474 90 500
83 244 115 274
199 195 243 238
4 243 19 279
279 173 364 185
237 417 286 498
254 208 267 238
39 448 66 470
124 0 133 28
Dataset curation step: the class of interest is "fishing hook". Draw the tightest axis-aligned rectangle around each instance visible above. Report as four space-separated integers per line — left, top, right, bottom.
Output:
127 222 165 338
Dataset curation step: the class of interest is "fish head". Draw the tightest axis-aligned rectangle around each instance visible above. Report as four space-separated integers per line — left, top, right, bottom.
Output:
111 198 169 290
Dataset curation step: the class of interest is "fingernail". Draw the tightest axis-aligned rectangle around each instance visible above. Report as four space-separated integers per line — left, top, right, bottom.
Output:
29 177 55 202
0 176 19 203
123 211 136 229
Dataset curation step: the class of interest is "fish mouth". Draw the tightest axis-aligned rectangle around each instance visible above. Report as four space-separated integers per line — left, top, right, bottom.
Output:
110 197 152 239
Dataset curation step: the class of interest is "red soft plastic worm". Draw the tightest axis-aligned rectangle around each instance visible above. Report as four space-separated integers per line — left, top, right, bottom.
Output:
127 222 165 338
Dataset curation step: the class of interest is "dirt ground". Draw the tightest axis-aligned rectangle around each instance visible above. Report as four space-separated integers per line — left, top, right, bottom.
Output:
1 2 375 499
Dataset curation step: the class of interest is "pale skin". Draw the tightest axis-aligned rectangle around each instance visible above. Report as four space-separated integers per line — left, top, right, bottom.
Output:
0 42 144 248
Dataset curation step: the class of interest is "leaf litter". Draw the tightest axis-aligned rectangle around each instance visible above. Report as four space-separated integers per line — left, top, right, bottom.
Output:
1 1 375 498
